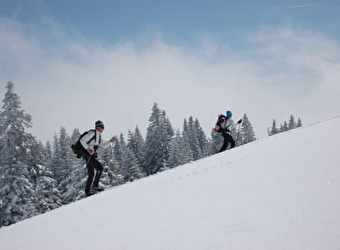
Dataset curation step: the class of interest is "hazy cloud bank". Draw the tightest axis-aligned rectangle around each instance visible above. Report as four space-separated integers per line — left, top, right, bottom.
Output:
0 16 339 141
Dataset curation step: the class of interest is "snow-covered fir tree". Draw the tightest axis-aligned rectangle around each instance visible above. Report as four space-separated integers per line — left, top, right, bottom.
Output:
61 159 87 203
39 141 52 169
166 130 193 169
32 163 61 213
194 118 210 157
121 147 144 182
182 119 194 157
127 126 146 176
70 128 81 144
114 134 139 182
144 103 174 175
185 117 202 160
0 81 38 227
297 117 302 127
54 127 76 203
269 115 302 136
98 144 124 187
238 114 256 145
181 117 210 160
51 133 63 182
280 121 289 133
288 115 297 130
58 127 74 175
25 135 61 213
268 119 279 136
112 134 131 182
113 133 125 168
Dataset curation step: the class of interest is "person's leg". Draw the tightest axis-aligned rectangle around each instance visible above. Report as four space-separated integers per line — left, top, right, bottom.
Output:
219 133 230 152
228 134 236 148
85 163 95 195
92 159 104 188
75 142 96 195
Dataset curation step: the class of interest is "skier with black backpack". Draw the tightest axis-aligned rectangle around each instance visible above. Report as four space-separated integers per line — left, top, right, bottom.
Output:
214 110 242 152
71 120 117 196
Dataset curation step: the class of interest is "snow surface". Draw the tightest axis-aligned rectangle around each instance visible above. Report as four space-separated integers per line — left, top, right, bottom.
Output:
1 117 340 250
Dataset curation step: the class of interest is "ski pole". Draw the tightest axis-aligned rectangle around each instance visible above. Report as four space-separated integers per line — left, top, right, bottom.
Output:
86 154 93 168
236 120 242 145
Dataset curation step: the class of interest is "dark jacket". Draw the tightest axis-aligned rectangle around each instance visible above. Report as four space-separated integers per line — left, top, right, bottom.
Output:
215 115 232 133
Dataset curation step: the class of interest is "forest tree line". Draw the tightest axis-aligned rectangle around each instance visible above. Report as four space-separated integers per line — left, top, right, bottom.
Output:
0 81 301 227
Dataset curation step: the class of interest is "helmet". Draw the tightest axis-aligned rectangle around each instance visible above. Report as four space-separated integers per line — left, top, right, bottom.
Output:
226 110 232 117
95 120 105 128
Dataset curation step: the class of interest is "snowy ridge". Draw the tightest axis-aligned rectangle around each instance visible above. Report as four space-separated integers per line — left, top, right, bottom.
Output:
0 117 340 250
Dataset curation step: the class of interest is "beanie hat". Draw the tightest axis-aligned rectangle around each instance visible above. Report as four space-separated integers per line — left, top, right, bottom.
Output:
95 120 104 128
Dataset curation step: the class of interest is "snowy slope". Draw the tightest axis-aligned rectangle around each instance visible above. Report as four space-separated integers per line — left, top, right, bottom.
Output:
1 117 340 250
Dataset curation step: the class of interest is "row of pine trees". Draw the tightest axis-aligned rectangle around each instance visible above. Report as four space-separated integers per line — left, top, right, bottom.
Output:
1 81 260 227
268 115 302 136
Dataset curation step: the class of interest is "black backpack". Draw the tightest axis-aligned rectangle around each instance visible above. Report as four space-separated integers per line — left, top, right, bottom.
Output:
78 129 97 144
71 130 97 158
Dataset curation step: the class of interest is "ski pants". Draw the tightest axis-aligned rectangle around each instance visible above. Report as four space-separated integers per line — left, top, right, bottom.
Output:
219 133 235 152
75 142 104 194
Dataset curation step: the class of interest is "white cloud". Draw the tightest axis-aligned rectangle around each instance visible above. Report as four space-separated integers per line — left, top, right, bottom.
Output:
0 16 339 141
290 2 331 9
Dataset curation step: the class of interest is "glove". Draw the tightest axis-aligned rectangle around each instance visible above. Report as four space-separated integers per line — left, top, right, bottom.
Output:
237 119 242 124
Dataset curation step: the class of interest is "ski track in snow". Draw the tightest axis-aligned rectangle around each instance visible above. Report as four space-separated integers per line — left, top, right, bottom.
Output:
0 116 340 250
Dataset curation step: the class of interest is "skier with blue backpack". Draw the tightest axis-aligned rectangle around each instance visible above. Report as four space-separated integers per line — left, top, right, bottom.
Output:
214 110 242 152
72 120 116 196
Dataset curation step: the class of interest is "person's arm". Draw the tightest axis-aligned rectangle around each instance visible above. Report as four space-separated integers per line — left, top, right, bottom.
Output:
100 136 117 148
226 119 242 131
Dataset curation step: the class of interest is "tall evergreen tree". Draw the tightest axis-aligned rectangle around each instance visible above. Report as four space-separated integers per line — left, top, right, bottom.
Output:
297 117 302 127
144 103 174 175
182 120 194 160
51 133 62 181
127 126 146 175
113 133 126 167
70 128 81 144
269 119 279 136
281 121 289 132
239 114 256 145
99 144 124 187
32 164 61 213
55 127 75 203
61 159 87 203
25 135 61 212
58 127 74 174
41 141 53 169
186 116 202 160
0 81 38 227
194 118 210 157
121 148 144 182
269 115 302 136
166 130 193 169
288 115 296 130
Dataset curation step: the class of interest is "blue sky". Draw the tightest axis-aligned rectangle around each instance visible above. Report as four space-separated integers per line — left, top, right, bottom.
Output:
2 0 339 45
0 0 339 141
